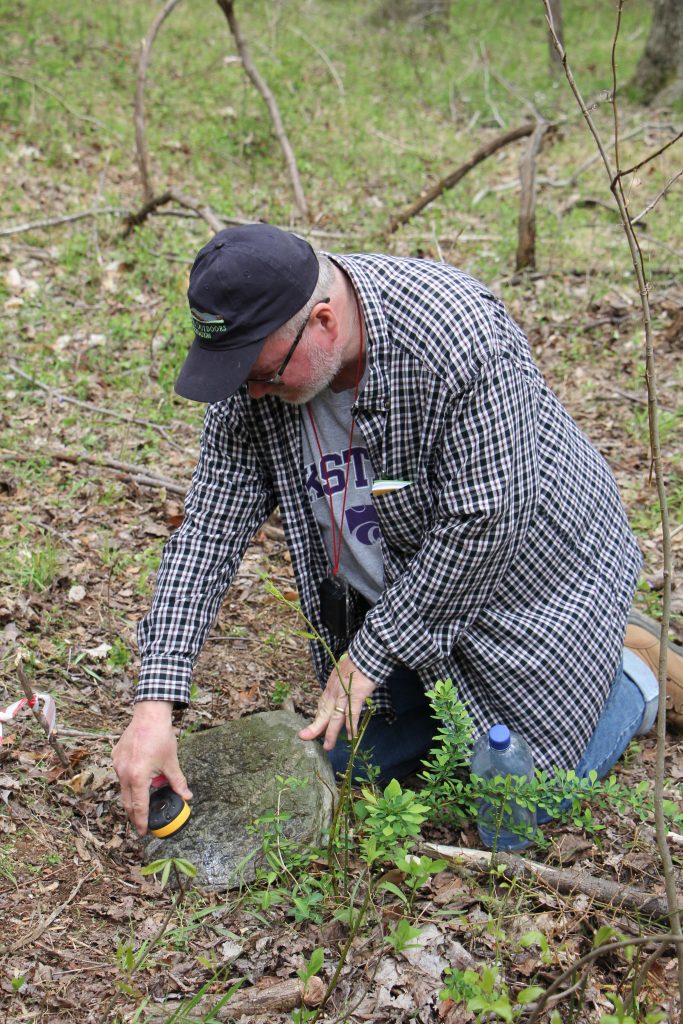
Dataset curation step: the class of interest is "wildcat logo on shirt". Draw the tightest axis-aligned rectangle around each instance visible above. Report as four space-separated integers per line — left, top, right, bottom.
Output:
305 445 380 547
345 504 381 545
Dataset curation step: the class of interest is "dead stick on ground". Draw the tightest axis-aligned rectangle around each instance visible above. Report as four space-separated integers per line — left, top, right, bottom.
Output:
8 360 191 453
135 0 185 202
0 207 125 238
145 976 325 1021
45 447 187 492
15 662 70 769
122 188 224 237
515 122 549 272
1 451 188 496
0 869 95 955
387 122 536 233
215 0 308 220
421 843 677 920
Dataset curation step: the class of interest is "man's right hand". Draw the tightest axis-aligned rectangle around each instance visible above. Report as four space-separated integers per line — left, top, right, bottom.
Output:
112 701 193 837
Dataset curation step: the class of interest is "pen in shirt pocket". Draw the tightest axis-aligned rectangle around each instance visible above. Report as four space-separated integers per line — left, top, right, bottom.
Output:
371 479 413 496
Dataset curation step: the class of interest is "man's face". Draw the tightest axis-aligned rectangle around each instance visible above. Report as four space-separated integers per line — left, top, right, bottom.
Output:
247 307 343 405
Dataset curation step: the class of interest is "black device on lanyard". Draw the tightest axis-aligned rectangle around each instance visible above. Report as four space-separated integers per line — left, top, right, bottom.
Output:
310 290 366 642
319 575 351 638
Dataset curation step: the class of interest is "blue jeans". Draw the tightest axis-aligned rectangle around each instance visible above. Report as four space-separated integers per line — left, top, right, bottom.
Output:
326 657 657 799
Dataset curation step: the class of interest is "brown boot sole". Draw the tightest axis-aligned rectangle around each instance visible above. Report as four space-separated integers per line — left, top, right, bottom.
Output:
626 611 683 731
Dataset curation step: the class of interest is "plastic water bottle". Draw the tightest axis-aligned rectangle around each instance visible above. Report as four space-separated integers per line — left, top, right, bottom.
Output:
471 724 536 851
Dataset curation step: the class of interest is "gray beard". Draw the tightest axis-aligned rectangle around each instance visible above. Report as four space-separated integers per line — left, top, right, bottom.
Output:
284 338 345 405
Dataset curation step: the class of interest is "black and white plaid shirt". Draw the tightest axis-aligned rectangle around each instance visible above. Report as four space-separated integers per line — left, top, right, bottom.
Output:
137 253 642 771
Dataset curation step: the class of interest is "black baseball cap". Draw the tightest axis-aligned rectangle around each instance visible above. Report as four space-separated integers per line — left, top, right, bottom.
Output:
174 223 320 403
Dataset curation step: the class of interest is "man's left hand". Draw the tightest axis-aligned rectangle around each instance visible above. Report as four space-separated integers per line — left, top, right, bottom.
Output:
298 654 376 751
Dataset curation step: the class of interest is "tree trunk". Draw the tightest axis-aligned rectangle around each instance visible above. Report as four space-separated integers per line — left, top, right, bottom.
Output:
631 0 683 104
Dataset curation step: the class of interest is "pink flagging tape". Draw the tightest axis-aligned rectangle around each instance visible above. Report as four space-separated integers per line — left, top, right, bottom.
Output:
0 692 57 742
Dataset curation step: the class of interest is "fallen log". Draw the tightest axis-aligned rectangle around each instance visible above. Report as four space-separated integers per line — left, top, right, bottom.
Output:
420 842 677 920
145 975 325 1021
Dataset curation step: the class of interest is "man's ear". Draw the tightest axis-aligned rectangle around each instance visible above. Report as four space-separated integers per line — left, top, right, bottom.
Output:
314 300 338 341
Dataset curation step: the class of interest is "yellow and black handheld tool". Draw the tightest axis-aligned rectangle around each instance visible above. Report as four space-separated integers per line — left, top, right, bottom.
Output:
148 774 191 838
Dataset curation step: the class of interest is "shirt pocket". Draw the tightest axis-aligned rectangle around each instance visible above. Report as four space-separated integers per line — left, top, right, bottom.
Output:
373 484 424 556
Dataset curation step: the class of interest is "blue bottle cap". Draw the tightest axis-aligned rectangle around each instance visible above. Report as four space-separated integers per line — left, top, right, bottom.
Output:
489 724 511 750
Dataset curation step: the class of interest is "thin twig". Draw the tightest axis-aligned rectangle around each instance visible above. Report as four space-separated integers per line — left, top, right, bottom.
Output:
135 0 185 202
215 0 308 219
1 447 189 495
43 447 186 490
0 207 124 238
632 168 683 225
287 26 345 97
525 934 681 1024
7 360 193 454
614 128 683 183
478 42 505 128
629 939 674 1010
0 68 103 126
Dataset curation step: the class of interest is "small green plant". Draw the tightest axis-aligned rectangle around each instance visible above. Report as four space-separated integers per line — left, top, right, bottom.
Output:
385 917 423 954
390 848 448 911
355 778 430 865
441 964 544 1022
296 946 325 987
141 856 197 889
11 536 60 593
287 878 327 925
518 928 553 966
107 637 131 670
271 679 291 706
599 995 667 1024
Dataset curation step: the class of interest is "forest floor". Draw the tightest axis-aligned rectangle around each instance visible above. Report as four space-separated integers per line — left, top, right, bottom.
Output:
1 1 683 1021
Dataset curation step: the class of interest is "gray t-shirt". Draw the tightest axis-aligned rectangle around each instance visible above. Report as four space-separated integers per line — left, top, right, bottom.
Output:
302 384 384 605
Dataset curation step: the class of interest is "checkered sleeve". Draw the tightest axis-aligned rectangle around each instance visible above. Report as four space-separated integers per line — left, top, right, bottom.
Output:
348 354 539 681
135 400 276 704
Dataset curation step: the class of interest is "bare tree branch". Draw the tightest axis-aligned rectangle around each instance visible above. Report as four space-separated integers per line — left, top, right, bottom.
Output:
388 122 536 233
135 0 185 202
543 0 683 1000
215 0 309 220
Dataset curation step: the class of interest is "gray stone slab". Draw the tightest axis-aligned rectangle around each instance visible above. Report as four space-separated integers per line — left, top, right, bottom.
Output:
142 710 336 890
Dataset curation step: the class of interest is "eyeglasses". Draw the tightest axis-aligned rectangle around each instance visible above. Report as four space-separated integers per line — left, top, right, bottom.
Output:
247 298 330 385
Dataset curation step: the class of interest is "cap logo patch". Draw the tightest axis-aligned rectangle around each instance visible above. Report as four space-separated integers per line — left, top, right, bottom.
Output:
191 307 227 339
